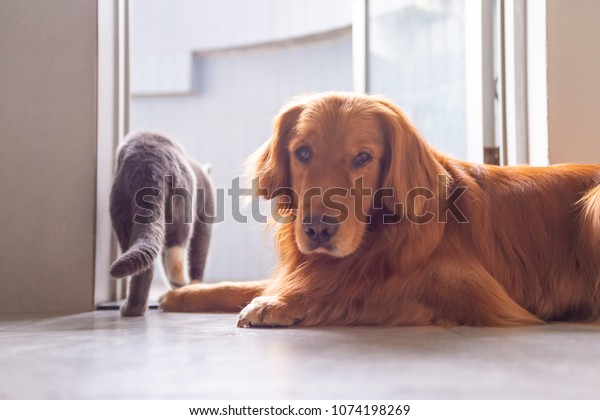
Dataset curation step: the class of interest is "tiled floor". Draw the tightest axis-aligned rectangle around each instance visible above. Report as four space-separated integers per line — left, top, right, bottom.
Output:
0 311 599 399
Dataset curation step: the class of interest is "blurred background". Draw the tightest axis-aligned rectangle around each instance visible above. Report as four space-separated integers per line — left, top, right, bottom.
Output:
128 0 468 290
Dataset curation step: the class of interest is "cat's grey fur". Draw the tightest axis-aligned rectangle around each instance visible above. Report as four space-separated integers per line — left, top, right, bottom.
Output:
109 132 214 316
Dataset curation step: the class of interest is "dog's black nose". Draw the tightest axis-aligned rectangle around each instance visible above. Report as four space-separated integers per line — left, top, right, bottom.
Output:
303 215 339 245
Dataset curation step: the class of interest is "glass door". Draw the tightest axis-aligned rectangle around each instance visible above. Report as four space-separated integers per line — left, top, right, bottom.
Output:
363 0 497 163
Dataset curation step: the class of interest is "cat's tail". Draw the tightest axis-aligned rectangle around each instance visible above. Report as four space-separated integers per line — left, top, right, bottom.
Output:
110 188 166 279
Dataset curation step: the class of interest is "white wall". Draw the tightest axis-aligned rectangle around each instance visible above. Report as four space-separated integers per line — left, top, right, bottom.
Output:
130 0 352 95
0 0 98 314
131 0 352 53
545 0 600 164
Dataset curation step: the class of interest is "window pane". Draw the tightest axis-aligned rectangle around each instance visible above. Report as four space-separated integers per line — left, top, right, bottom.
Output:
368 0 467 159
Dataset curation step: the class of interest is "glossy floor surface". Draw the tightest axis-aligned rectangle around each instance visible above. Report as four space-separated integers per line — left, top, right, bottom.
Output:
1 311 599 399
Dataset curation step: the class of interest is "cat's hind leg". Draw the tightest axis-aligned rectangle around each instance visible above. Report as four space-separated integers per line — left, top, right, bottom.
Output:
121 269 153 316
188 216 211 282
162 244 190 289
188 167 214 282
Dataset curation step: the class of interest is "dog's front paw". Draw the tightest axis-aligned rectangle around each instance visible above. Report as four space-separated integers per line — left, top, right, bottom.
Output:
158 288 185 312
237 296 303 328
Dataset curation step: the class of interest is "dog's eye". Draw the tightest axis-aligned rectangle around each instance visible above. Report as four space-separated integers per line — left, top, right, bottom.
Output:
353 152 372 167
294 146 312 162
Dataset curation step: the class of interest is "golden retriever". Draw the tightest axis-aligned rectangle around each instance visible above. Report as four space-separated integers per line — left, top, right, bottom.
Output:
159 92 600 327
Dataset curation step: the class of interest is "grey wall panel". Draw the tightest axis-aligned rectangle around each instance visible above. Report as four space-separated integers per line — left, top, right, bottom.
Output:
0 0 98 314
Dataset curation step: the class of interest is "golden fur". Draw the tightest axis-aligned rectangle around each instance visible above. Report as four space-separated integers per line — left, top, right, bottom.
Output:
159 92 600 327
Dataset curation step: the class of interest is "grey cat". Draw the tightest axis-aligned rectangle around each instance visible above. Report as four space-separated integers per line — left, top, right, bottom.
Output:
109 132 214 316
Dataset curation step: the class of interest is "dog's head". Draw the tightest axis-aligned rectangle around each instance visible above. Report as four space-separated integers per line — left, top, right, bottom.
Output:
252 92 446 258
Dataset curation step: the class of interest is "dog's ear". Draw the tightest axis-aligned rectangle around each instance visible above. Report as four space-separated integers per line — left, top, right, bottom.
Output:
250 98 305 199
373 97 449 266
374 97 448 223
